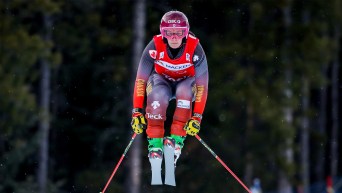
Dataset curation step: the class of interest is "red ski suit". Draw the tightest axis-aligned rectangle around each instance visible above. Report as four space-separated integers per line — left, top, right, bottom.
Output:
133 34 208 138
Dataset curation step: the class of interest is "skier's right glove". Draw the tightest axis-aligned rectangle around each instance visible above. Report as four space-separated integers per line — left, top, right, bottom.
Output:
131 108 147 134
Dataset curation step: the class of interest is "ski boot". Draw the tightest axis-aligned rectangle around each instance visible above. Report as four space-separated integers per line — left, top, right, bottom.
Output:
147 138 163 185
172 134 186 165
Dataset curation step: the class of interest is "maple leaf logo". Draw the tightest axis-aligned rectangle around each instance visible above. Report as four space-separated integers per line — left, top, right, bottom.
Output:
149 50 157 59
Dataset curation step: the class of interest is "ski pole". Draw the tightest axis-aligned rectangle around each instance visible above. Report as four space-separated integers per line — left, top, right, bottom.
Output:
195 134 252 193
100 133 137 193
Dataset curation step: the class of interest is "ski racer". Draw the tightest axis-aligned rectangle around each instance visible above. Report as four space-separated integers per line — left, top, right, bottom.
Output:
130 10 209 185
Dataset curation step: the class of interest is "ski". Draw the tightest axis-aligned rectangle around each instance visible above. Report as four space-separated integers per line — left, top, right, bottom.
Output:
163 137 176 186
149 150 163 185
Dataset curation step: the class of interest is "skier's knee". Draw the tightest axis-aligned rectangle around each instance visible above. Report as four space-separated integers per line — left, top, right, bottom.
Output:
145 91 168 122
146 86 170 110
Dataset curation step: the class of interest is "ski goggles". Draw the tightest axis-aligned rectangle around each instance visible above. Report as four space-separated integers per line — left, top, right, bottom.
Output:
161 27 188 39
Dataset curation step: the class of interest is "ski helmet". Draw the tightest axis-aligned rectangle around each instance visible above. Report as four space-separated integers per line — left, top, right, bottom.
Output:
160 11 190 38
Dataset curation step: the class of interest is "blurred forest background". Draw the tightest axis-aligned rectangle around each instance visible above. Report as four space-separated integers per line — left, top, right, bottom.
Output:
0 0 341 193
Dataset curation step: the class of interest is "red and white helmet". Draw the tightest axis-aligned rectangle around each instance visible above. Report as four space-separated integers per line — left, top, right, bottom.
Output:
160 11 190 38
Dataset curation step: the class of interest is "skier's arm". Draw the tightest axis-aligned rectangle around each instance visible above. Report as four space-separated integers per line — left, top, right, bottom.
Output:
131 40 155 134
184 43 208 136
193 43 209 119
133 40 155 109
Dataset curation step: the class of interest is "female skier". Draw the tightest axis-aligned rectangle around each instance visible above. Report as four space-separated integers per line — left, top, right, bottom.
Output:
130 10 209 186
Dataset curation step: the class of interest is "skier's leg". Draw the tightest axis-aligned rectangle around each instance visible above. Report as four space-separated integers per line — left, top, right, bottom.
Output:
146 73 171 138
170 77 195 163
145 73 172 185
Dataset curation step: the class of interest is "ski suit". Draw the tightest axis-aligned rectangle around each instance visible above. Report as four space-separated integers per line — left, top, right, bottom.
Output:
133 34 209 138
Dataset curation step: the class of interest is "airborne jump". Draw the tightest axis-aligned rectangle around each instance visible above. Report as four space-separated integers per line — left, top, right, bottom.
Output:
130 10 209 186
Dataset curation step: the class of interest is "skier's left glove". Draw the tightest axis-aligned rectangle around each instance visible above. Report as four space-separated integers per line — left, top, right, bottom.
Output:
184 113 202 136
131 108 147 134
